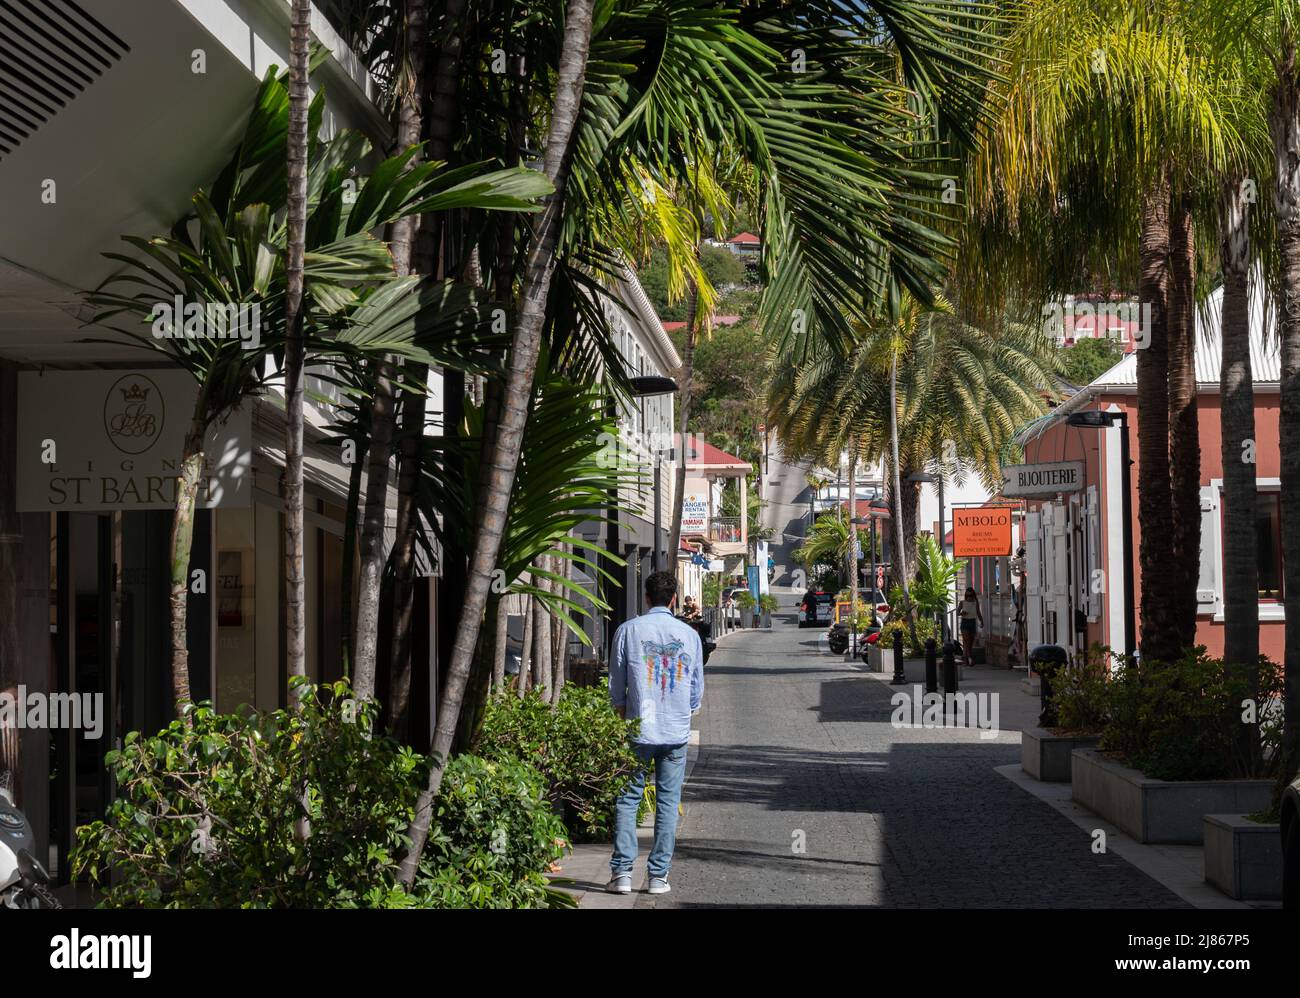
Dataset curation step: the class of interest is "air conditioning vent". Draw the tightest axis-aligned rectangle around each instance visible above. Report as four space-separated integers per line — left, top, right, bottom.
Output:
0 0 129 161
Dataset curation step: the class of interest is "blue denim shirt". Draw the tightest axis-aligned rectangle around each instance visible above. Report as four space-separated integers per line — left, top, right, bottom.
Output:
609 606 704 746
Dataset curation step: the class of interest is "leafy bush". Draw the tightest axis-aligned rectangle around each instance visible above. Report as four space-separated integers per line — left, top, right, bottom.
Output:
1048 644 1113 733
878 615 939 656
72 681 566 908
758 593 779 613
1101 650 1284 781
411 753 569 909
736 590 756 610
912 534 964 616
477 681 645 842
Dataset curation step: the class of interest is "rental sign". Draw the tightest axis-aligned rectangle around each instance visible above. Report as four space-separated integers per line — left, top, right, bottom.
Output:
952 506 1014 558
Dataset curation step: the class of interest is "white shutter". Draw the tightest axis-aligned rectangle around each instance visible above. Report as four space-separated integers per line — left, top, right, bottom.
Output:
1197 486 1220 613
1025 510 1044 646
1086 486 1101 620
1052 502 1069 598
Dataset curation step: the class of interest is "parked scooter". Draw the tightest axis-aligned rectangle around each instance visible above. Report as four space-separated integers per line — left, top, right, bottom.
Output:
0 775 60 909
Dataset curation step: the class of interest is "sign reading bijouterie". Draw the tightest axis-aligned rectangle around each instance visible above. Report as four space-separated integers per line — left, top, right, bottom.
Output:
16 370 252 511
1000 460 1084 498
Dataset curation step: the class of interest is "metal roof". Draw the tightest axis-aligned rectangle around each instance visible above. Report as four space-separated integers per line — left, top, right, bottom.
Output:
1088 284 1280 389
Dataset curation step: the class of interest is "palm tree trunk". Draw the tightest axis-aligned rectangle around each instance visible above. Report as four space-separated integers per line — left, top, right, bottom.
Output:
353 0 430 702
847 444 859 626
392 0 459 739
1219 171 1260 771
517 593 533 698
1136 175 1177 664
169 414 207 719
668 259 701 561
1271 36 1300 785
339 428 368 676
532 557 553 703
551 545 571 702
398 0 597 886
889 353 912 614
1167 194 1200 653
283 0 311 689
491 593 508 691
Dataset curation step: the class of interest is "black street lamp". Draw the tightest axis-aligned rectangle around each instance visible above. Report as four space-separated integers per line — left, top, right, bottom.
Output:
1066 408 1136 662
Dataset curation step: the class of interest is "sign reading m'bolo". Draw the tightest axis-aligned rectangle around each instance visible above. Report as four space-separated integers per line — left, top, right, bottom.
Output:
1001 460 1084 498
16 370 251 511
952 506 1014 557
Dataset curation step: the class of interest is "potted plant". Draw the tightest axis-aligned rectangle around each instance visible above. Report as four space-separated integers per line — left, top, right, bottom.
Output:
736 590 758 627
758 593 778 628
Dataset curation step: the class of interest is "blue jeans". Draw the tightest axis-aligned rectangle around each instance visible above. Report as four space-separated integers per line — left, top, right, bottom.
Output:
611 741 688 879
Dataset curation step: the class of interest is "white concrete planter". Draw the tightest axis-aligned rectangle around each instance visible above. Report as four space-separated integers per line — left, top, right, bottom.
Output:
1020 727 1100 782
866 644 892 674
1203 814 1282 901
1070 749 1273 844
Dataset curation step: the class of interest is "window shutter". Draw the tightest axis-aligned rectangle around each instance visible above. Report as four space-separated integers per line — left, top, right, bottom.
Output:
1086 487 1101 620
1197 486 1219 612
1025 510 1043 646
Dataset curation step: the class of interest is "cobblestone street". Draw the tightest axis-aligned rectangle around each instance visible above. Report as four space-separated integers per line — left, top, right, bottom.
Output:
637 601 1189 909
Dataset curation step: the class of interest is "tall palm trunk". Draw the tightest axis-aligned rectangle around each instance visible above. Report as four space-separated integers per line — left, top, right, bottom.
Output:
283 0 311 688
1218 171 1259 771
339 429 368 674
1136 176 1177 664
1167 195 1200 652
532 556 554 703
668 255 701 562
888 354 911 605
398 0 597 887
353 0 429 701
1271 35 1300 785
517 593 534 698
847 444 859 627
392 0 457 738
169 412 207 719
491 593 508 691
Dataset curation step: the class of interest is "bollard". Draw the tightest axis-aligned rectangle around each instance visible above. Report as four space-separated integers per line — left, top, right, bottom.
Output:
889 630 906 685
942 640 957 695
924 638 938 694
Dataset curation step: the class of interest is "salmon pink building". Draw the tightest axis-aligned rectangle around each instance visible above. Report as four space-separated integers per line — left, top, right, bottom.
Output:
1008 286 1281 664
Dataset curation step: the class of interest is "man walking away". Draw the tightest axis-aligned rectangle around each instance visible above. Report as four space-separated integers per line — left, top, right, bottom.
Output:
607 570 704 895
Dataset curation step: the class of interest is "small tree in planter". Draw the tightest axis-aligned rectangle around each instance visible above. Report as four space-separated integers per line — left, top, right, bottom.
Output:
736 590 758 627
758 593 778 627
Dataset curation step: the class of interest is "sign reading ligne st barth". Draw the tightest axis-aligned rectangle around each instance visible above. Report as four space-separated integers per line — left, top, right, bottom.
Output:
1001 460 1084 498
16 370 252 511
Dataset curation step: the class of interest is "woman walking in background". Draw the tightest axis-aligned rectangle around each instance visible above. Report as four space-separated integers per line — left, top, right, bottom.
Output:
958 587 983 667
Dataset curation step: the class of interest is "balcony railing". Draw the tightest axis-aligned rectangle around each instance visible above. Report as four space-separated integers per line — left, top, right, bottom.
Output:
709 516 742 544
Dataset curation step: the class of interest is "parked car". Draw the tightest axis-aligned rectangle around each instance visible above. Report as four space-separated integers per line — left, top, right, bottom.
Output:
798 589 835 628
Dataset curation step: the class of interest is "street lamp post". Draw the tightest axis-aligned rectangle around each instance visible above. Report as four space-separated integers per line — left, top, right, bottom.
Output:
1066 409 1136 661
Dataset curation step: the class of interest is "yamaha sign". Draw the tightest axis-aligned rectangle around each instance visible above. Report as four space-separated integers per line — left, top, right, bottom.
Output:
1001 461 1084 498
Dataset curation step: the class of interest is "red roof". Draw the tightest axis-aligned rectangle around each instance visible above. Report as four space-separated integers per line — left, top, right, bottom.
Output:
713 314 742 326
727 231 761 245
675 433 751 475
841 498 891 519
662 321 687 332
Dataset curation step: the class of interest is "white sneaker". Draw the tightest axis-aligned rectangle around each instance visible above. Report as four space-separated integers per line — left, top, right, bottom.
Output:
607 874 632 895
647 877 671 895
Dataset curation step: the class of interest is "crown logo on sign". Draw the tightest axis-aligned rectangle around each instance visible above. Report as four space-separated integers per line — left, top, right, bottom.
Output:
120 383 149 403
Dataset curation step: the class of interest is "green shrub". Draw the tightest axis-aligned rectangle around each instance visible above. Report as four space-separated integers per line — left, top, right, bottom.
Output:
477 681 645 842
1048 644 1112 733
1100 650 1284 781
71 680 567 908
411 754 569 909
758 593 779 613
878 615 939 656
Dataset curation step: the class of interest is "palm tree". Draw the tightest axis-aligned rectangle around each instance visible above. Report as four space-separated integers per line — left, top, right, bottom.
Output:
89 70 550 718
966 0 1252 663
398 0 601 885
283 0 312 687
